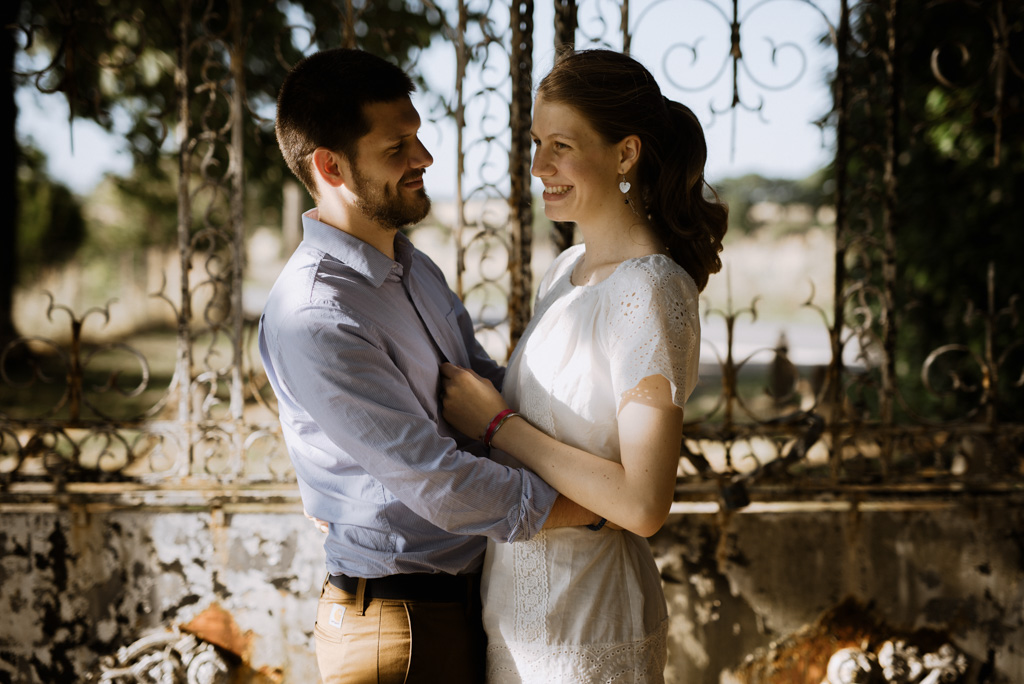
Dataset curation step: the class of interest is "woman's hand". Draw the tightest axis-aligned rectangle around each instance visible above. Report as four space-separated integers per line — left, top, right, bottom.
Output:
440 362 510 440
304 508 329 534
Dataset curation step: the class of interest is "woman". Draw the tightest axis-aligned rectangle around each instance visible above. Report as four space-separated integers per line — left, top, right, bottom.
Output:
440 49 727 683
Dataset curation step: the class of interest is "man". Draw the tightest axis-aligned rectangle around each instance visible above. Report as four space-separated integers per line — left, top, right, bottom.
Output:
259 48 600 683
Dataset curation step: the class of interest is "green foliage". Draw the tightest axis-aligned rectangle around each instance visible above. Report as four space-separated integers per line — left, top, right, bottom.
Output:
79 158 178 260
7 0 450 345
16 144 85 282
14 0 445 253
715 170 831 236
838 0 1024 420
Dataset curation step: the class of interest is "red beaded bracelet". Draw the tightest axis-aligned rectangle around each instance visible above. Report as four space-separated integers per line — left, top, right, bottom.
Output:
483 409 519 448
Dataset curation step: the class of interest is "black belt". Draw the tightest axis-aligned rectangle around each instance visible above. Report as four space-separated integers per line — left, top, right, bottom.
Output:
328 572 478 603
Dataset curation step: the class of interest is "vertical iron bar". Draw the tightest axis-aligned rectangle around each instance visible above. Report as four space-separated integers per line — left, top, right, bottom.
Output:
880 0 901 470
985 262 997 428
722 282 736 433
554 0 576 55
992 0 1007 167
509 0 535 349
621 0 631 55
229 0 245 423
343 0 357 49
176 0 195 474
454 0 468 298
829 0 850 481
551 0 576 253
68 318 82 422
730 0 741 108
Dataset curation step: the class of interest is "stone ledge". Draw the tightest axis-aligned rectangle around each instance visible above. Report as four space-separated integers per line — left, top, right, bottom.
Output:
0 481 303 512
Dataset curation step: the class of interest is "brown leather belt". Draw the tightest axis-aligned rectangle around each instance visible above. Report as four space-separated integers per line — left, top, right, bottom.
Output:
328 572 478 602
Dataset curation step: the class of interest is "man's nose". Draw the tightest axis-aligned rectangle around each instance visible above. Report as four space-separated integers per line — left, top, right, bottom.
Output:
411 137 433 169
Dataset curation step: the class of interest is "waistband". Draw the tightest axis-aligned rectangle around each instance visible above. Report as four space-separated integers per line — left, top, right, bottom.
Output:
328 571 479 603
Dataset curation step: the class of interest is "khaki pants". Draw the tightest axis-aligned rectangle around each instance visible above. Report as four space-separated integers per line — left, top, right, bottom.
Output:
314 575 485 684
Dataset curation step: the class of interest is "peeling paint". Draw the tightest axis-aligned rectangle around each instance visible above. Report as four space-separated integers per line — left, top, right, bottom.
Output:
0 504 327 683
1 495 1022 683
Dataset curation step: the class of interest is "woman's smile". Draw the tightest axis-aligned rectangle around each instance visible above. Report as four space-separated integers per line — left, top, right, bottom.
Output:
542 184 573 200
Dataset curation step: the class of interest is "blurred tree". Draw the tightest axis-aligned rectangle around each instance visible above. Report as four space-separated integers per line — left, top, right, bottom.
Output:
6 0 445 335
838 0 1023 419
715 170 830 235
1 0 20 347
17 143 85 279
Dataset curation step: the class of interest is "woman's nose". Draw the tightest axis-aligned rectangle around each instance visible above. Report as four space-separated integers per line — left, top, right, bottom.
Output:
531 149 551 177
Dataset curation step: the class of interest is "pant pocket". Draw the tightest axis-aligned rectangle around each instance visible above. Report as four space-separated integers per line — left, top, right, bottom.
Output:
378 602 413 684
315 597 378 682
314 597 412 684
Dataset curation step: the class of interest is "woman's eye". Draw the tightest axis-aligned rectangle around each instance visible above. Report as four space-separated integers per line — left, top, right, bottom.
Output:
554 142 569 151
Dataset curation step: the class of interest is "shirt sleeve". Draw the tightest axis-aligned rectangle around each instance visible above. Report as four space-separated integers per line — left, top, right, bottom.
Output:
265 301 556 543
604 259 701 410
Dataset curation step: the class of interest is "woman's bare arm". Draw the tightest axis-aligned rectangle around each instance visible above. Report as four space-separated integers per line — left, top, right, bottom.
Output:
440 364 682 537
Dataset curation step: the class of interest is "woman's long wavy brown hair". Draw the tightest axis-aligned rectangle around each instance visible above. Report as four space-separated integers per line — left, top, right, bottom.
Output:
537 49 727 291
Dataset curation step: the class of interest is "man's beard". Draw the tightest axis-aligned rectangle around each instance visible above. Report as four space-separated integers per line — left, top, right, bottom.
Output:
350 164 431 231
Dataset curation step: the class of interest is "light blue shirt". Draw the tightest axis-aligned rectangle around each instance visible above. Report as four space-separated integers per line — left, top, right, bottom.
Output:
259 210 558 578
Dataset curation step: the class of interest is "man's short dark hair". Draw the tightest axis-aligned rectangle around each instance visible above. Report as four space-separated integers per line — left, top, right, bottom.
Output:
275 48 415 202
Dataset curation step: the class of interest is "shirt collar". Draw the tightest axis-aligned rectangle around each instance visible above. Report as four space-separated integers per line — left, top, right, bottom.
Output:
301 208 413 288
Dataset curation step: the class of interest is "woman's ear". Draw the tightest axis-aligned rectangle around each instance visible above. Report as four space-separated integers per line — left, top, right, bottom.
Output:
618 135 642 175
312 147 347 189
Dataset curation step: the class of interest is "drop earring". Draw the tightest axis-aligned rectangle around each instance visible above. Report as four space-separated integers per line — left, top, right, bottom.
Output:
619 175 631 204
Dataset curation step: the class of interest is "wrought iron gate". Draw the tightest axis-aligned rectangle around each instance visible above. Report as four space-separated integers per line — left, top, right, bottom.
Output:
3 0 1022 501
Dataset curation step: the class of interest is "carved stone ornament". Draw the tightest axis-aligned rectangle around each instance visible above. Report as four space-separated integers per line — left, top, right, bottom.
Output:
89 629 230 684
824 641 969 684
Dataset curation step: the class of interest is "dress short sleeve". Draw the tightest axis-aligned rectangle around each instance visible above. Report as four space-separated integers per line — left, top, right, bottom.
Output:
603 255 701 411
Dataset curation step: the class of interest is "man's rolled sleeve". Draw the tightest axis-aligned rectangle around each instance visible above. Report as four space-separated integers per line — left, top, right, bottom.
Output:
271 302 556 544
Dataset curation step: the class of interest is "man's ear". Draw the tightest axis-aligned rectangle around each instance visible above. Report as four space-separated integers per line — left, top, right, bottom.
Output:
312 147 347 189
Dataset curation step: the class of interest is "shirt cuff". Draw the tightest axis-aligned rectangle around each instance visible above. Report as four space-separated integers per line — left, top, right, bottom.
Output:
507 467 560 542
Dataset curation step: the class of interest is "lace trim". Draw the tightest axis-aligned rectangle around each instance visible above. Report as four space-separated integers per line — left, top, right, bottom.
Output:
512 531 548 643
487 619 668 684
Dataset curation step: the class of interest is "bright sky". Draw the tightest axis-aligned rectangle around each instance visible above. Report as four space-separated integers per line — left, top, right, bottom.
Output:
16 0 840 196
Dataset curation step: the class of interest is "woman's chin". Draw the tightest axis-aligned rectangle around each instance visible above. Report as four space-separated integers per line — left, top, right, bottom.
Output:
542 207 570 223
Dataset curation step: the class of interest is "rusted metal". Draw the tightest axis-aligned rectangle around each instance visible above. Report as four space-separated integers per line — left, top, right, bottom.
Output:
229 0 246 427
551 0 577 253
2 0 1022 502
509 0 535 349
879 0 901 472
554 0 577 54
620 0 631 55
175 0 195 466
828 0 851 484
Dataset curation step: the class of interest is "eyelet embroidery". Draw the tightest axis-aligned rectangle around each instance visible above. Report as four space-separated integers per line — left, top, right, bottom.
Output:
487 619 669 683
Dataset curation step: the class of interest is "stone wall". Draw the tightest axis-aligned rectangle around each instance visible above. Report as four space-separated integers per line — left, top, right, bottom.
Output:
0 487 326 683
1 489 1021 683
656 497 1024 683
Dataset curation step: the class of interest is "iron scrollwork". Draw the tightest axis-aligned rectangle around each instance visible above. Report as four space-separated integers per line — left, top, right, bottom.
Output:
3 0 1023 495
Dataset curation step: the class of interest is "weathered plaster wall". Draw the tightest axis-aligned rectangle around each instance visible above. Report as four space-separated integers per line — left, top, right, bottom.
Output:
655 498 1024 683
1 493 1021 683
0 494 326 683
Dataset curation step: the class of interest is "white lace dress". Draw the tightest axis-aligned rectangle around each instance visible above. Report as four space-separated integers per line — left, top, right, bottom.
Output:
481 244 701 683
